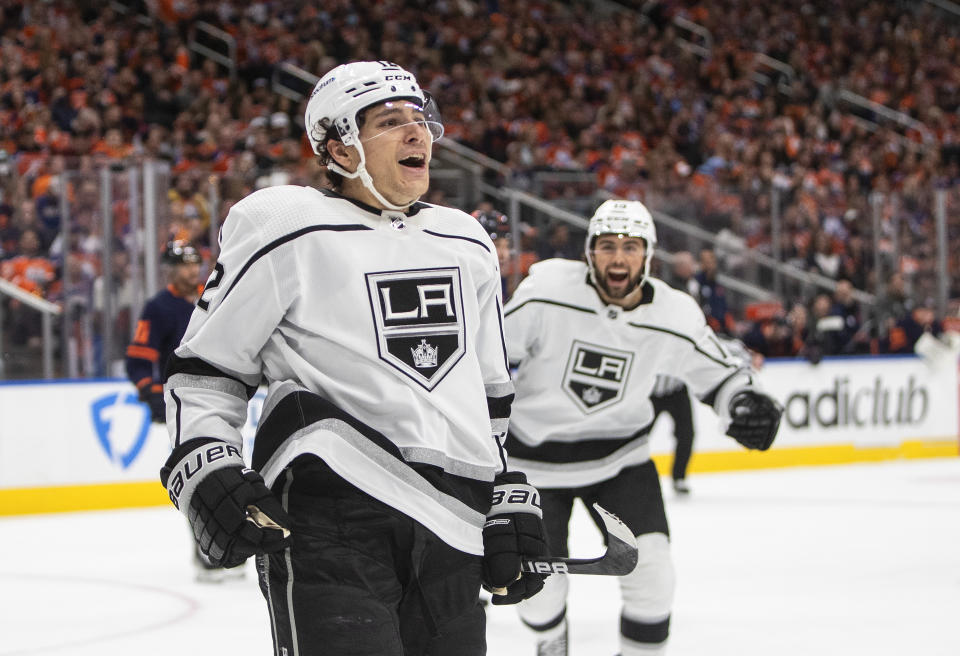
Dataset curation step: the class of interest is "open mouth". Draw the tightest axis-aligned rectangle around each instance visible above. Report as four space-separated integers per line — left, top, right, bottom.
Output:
398 154 426 168
607 271 629 284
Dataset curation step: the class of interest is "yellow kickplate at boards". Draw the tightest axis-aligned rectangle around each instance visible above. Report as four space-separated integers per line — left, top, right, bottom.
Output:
651 439 957 475
0 481 169 516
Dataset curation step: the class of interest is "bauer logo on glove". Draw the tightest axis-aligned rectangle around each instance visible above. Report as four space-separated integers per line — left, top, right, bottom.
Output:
482 472 549 605
490 486 542 514
163 441 244 510
160 438 291 568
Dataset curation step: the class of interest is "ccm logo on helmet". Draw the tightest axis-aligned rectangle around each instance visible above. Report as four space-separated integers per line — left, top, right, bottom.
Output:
384 74 412 81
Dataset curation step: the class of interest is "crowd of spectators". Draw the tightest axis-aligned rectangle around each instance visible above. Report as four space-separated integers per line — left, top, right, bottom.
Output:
651 247 949 361
1 0 958 375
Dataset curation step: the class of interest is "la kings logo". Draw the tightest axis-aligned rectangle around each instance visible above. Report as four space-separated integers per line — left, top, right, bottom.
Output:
563 340 633 413
366 267 465 390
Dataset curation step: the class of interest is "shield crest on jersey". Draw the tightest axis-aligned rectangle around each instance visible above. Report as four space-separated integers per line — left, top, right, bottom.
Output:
366 267 466 391
563 340 634 413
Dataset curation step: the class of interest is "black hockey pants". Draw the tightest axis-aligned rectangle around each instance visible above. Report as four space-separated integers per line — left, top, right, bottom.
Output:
257 457 486 656
537 459 669 561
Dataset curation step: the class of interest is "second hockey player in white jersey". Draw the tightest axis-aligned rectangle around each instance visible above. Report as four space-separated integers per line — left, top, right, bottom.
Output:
503 200 783 656
157 61 548 655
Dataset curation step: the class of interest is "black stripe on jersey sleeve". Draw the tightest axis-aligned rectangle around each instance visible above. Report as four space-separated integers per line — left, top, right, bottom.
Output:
220 224 373 304
626 322 737 368
170 388 183 447
504 298 598 317
495 295 510 372
252 390 492 515
494 433 508 474
487 392 515 420
422 229 491 253
164 354 259 398
504 425 652 464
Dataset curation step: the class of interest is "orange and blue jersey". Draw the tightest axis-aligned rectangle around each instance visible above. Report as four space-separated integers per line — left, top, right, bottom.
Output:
125 285 196 396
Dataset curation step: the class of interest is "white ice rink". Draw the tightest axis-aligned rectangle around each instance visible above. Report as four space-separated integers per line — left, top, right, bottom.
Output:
2 458 958 656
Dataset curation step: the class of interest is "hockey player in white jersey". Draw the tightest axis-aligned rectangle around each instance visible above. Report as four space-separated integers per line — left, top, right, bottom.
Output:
503 200 782 655
158 61 548 655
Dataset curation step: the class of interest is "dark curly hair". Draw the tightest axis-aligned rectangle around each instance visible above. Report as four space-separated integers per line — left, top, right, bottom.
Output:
309 108 370 190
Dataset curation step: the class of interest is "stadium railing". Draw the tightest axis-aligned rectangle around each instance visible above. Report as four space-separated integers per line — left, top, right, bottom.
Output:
1 157 955 380
0 278 60 379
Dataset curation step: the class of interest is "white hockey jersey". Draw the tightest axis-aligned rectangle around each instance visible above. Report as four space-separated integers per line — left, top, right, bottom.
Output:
164 186 513 556
503 258 755 488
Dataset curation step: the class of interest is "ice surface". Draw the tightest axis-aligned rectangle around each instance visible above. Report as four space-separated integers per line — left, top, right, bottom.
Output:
2 458 958 655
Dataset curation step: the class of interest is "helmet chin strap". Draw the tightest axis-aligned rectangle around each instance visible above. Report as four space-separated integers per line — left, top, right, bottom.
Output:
328 142 418 212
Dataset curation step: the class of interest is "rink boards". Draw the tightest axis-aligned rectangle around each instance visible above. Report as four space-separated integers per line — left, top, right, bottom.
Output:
1 354 956 515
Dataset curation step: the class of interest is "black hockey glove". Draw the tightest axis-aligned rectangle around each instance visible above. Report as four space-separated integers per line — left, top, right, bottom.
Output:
139 387 165 424
482 471 549 606
726 390 783 451
160 438 291 569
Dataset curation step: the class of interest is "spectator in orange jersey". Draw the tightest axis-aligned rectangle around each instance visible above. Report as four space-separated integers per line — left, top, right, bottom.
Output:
1 228 56 347
1 229 55 296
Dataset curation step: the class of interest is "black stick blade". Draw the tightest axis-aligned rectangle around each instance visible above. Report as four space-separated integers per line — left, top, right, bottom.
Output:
521 503 638 576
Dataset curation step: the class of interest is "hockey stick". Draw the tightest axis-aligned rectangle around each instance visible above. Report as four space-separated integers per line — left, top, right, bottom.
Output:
520 503 638 576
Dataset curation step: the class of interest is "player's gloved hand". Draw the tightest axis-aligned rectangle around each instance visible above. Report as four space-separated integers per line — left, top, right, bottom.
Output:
482 471 549 606
160 438 291 568
726 390 783 451
139 386 166 423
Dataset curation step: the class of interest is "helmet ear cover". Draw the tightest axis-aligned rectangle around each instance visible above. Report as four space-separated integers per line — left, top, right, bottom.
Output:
315 104 374 170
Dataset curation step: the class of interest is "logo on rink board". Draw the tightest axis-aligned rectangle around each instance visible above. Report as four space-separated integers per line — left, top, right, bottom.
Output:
562 340 633 413
366 267 465 390
90 391 152 469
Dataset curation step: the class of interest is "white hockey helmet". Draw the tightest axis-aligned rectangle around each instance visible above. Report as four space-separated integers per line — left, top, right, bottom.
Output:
304 61 443 211
585 199 658 286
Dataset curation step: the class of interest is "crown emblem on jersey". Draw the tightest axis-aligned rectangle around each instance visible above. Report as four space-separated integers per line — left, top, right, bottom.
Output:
581 386 603 405
368 268 465 390
411 339 439 368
